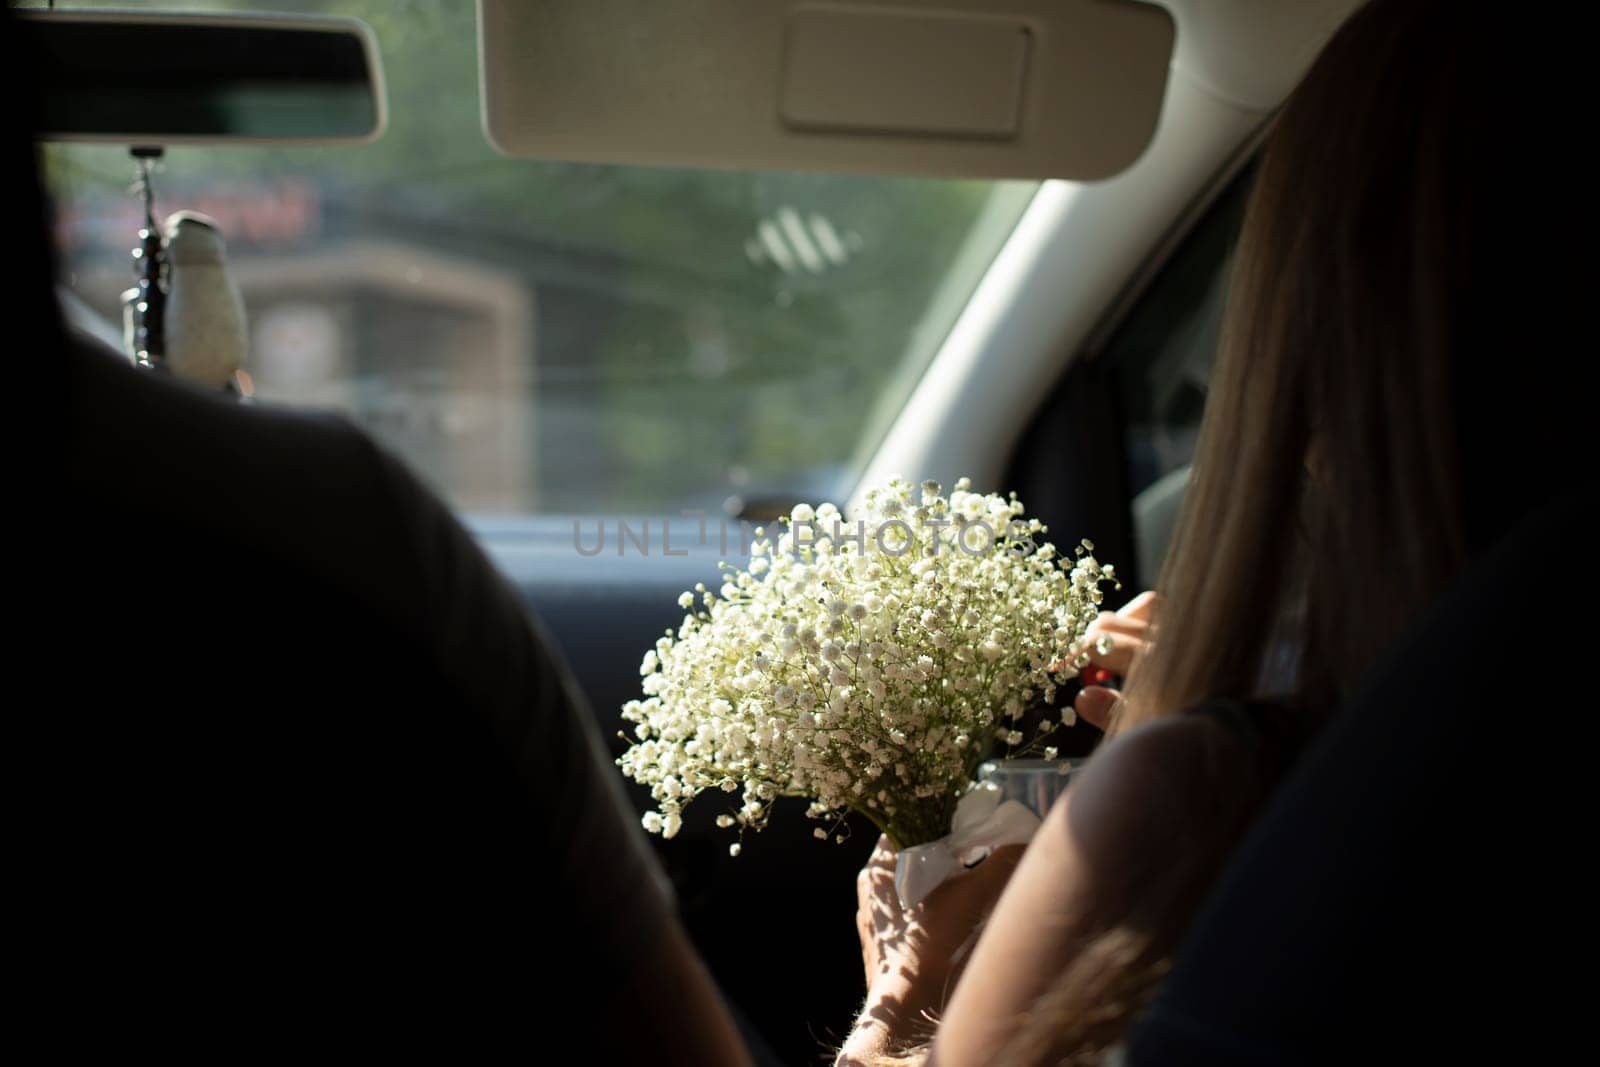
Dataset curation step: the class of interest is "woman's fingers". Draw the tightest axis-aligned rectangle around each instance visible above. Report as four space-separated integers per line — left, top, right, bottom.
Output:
959 843 1026 895
1091 612 1149 637
858 836 898 903
1077 592 1161 675
857 835 904 985
1119 590 1160 622
1059 617 1135 674
866 833 895 869
1075 685 1120 731
920 844 1027 927
1083 629 1139 675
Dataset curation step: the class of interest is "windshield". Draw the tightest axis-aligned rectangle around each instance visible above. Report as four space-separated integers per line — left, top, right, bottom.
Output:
43 0 1038 515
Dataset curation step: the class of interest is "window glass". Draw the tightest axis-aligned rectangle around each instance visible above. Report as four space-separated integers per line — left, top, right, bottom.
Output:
43 0 1037 515
1107 169 1254 498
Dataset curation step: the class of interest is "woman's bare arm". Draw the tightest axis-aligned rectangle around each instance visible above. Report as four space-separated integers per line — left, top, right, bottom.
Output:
927 713 1241 1066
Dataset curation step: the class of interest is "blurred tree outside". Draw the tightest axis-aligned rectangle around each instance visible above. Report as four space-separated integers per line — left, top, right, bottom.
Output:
42 0 1031 514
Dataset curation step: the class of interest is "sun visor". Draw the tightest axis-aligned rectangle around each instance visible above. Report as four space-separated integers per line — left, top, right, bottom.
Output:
479 0 1175 180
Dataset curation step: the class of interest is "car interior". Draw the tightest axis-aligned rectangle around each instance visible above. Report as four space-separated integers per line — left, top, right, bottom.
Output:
21 1 1580 1062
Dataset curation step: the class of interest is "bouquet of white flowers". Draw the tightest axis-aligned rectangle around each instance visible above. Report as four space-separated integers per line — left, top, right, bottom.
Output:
618 477 1117 852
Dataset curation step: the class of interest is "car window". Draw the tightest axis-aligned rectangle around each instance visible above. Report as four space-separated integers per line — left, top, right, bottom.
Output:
1106 168 1254 498
1098 165 1253 585
43 0 1037 516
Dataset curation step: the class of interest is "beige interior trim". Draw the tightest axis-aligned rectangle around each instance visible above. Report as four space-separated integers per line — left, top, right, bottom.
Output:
849 0 1368 507
479 0 1175 180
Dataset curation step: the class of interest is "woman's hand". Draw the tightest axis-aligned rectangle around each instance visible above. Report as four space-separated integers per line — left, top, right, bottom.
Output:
1073 590 1160 730
841 835 1024 1065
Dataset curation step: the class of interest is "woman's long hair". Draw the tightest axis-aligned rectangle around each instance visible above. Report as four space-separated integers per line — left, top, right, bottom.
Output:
1115 0 1513 735
989 0 1566 1062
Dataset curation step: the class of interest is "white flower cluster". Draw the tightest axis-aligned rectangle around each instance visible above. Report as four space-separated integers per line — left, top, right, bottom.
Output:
619 477 1116 851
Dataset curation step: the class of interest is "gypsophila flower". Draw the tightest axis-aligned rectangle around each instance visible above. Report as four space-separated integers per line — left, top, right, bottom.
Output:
618 476 1117 850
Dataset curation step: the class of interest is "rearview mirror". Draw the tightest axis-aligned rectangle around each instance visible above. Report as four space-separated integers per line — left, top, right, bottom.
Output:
21 10 386 145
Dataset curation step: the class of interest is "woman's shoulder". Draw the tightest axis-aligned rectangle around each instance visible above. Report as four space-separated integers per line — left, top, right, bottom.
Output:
1179 698 1318 781
1091 700 1292 786
1061 700 1314 875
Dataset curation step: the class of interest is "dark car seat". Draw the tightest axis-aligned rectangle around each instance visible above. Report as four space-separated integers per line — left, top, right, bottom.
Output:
1126 483 1589 1064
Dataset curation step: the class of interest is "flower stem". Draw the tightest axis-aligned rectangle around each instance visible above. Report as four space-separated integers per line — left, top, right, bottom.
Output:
848 803 904 850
